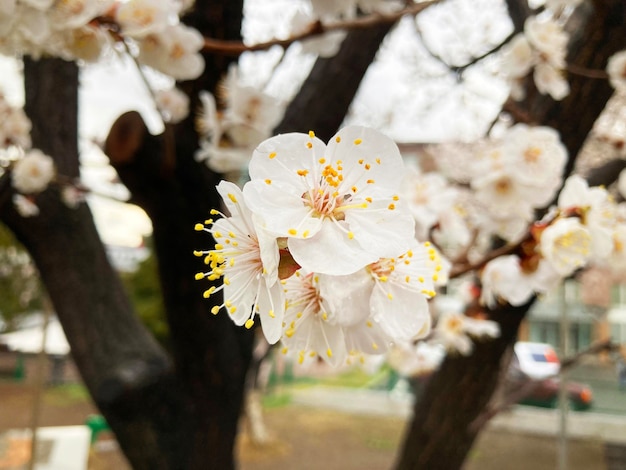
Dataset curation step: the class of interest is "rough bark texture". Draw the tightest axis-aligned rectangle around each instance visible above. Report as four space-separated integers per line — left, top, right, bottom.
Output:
1 59 189 470
395 1 626 469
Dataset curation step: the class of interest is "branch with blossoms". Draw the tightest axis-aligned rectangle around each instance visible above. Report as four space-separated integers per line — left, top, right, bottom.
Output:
201 1 441 56
470 338 618 433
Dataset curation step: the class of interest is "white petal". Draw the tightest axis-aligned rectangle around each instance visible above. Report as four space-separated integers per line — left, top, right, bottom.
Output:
370 286 431 341
326 126 404 189
288 220 378 275
345 199 415 259
318 270 373 327
248 132 326 181
257 281 286 344
243 179 322 237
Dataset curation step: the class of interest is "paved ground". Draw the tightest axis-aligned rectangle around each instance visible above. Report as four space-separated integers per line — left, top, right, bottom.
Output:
1 358 625 469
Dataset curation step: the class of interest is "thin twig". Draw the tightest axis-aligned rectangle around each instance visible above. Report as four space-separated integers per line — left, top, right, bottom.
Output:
202 1 441 56
450 238 526 279
566 63 609 80
470 338 617 433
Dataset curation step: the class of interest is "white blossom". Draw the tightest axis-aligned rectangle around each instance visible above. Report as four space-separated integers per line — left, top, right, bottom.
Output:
194 181 285 344
607 50 626 92
11 149 54 194
155 87 189 124
539 217 592 276
13 193 39 217
243 126 416 275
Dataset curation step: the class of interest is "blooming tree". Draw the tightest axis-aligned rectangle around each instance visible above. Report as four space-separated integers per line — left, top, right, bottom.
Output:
0 0 625 469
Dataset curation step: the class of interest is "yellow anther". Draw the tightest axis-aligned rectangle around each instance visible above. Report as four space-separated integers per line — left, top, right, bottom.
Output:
388 204 395 210
214 243 224 250
288 228 297 235
372 342 379 351
211 306 220 315
228 193 237 204
387 293 393 300
193 250 203 257
352 186 358 192
376 158 381 164
424 241 431 247
269 152 277 159
269 310 275 318
366 321 373 328
307 142 313 149
309 130 315 138
210 209 219 215
204 219 213 224
297 169 309 176
265 179 272 184
194 223 204 231
405 275 410 283
303 230 310 238
285 328 295 338
419 276 425 283
358 159 364 164
348 231 354 239
322 312 328 321
310 351 317 358
365 163 371 170
281 347 288 355
365 197 372 203
296 312 302 318
224 277 231 285
245 319 254 329
335 136 341 143
195 272 205 280
433 274 439 282
379 276 388 282
354 138 362 145
327 348 333 358
367 179 375 184
407 250 413 257
214 231 222 238
225 300 232 308
393 195 399 201
319 158 326 164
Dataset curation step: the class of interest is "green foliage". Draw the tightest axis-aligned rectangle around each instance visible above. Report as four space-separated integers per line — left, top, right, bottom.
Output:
0 222 42 330
120 238 170 348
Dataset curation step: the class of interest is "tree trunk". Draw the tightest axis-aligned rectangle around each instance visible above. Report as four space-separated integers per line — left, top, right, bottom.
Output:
395 2 626 468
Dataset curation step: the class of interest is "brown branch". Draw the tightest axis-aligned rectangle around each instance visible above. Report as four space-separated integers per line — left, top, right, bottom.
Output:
450 236 528 279
470 338 617 432
566 63 609 80
202 1 441 56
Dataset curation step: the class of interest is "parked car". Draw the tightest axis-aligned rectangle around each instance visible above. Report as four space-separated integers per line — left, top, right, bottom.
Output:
506 342 593 411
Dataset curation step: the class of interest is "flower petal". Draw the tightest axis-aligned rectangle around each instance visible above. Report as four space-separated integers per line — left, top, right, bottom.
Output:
288 220 378 275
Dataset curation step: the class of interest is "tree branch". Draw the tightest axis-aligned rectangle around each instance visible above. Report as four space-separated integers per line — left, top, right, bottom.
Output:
470 338 617 432
201 1 441 56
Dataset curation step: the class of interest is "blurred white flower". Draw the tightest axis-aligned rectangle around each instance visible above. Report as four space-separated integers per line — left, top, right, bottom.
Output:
13 194 39 217
115 0 172 38
432 311 499 356
155 87 189 124
11 148 54 194
138 24 205 80
607 50 626 92
387 341 445 377
539 217 591 276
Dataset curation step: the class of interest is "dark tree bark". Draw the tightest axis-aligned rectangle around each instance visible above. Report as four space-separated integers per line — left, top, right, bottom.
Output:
395 1 626 469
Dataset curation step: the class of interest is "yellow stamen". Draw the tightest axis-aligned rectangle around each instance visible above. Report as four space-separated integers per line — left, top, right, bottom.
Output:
245 319 254 329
